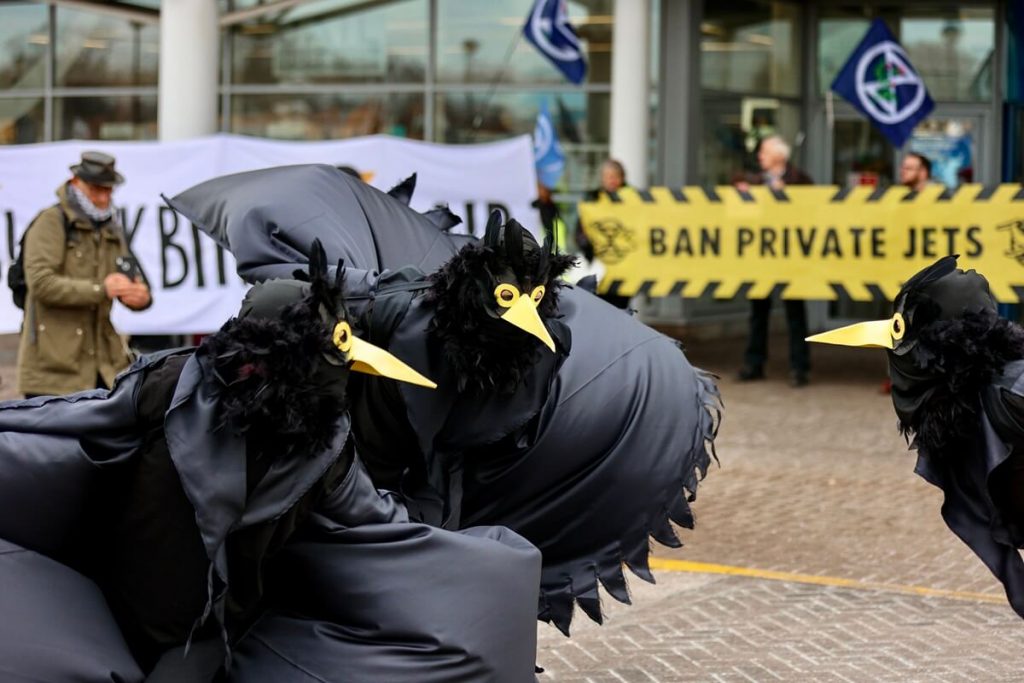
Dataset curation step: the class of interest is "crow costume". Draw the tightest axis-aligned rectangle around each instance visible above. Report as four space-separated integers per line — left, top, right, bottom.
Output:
168 164 722 635
0 243 543 682
809 256 1024 619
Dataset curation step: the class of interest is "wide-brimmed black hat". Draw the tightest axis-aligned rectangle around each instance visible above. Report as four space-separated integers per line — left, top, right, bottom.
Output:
70 151 124 187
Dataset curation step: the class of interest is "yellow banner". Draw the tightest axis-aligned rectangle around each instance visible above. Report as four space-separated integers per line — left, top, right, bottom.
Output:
578 184 1024 302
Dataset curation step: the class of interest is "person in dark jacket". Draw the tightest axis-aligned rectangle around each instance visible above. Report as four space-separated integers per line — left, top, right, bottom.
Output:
808 256 1024 621
735 135 813 386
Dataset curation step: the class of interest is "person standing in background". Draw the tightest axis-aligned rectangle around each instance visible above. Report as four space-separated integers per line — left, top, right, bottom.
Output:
577 158 631 309
899 152 932 193
735 136 813 387
17 151 151 398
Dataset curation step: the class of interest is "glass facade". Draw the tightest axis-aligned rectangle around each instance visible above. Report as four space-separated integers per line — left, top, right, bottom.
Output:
818 5 995 101
221 0 623 194
0 3 47 91
230 0 428 85
0 1 159 144
55 6 159 87
698 0 804 185
0 0 1010 194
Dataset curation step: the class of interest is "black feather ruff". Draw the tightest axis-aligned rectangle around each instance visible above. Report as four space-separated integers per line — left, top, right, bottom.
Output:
424 228 577 394
894 309 1024 456
196 295 349 462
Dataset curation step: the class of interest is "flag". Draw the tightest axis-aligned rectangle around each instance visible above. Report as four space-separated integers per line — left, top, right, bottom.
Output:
533 102 565 189
831 18 934 148
523 0 587 85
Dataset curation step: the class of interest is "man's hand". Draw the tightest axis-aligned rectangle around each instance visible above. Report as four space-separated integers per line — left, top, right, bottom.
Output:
734 181 751 193
103 272 133 299
117 279 151 310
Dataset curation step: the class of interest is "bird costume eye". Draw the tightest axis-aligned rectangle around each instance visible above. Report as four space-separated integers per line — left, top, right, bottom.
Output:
495 284 520 309
890 313 905 341
332 321 354 353
531 286 545 304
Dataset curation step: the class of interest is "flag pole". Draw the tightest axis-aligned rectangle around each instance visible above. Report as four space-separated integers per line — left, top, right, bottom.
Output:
826 89 835 134
471 31 523 133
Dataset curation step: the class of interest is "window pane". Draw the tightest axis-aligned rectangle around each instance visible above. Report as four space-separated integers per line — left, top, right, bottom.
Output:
55 7 159 87
230 93 425 139
0 98 45 144
436 0 613 85
698 98 802 185
817 16 871 95
902 11 994 102
231 0 427 85
832 118 894 187
909 117 977 187
435 91 609 192
0 3 47 90
701 1 801 96
818 7 995 102
55 96 157 140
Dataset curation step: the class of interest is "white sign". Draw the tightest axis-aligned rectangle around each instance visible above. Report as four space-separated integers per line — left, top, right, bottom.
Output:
0 134 539 335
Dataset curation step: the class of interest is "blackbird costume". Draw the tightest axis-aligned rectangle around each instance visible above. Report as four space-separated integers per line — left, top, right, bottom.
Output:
0 243 542 682
809 256 1024 619
168 164 723 635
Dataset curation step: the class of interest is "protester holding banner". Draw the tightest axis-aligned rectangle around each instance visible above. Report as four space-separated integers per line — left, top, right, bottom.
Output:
16 151 151 398
900 152 933 193
577 158 631 309
736 135 813 387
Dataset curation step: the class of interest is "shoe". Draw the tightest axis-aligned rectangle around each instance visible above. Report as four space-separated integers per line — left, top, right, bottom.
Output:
790 371 809 387
738 366 765 381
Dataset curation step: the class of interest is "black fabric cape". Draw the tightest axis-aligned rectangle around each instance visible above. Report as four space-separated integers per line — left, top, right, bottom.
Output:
171 164 722 635
0 351 542 682
913 358 1024 618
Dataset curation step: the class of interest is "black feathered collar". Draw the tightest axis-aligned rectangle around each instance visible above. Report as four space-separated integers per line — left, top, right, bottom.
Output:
892 310 1024 456
195 298 349 462
423 241 576 394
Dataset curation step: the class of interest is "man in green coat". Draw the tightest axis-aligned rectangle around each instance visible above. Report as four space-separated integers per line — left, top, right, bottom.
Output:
17 151 152 397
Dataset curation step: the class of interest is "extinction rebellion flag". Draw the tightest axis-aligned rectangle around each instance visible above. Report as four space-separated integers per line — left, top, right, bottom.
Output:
523 0 587 85
831 18 934 148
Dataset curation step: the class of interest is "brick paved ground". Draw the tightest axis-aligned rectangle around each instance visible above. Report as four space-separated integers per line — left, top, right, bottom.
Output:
2 329 1022 680
537 329 1024 681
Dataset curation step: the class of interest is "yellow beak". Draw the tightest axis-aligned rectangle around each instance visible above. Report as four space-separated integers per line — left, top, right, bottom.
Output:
805 319 893 349
348 335 437 388
500 295 556 352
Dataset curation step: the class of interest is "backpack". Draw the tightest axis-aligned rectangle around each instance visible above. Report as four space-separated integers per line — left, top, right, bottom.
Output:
7 206 72 310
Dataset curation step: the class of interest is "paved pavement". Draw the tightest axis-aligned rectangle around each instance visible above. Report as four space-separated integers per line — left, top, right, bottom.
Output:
1 329 1022 680
536 330 1024 681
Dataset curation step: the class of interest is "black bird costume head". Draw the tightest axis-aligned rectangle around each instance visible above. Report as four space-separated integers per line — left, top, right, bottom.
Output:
808 256 1024 453
198 239 435 458
424 211 576 393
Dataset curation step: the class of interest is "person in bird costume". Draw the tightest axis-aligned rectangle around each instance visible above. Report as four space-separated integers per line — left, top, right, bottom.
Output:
808 255 1024 619
166 164 722 636
0 241 543 682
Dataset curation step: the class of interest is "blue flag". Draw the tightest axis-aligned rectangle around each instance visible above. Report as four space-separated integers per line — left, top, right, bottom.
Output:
523 0 587 85
533 102 565 189
831 18 934 148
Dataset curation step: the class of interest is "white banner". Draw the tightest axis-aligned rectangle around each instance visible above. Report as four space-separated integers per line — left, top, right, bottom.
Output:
0 134 539 335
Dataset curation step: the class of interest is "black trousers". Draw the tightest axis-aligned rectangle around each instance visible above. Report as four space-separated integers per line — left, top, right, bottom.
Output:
743 298 810 373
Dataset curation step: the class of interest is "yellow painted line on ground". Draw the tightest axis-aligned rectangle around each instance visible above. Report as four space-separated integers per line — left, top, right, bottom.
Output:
649 557 1006 605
